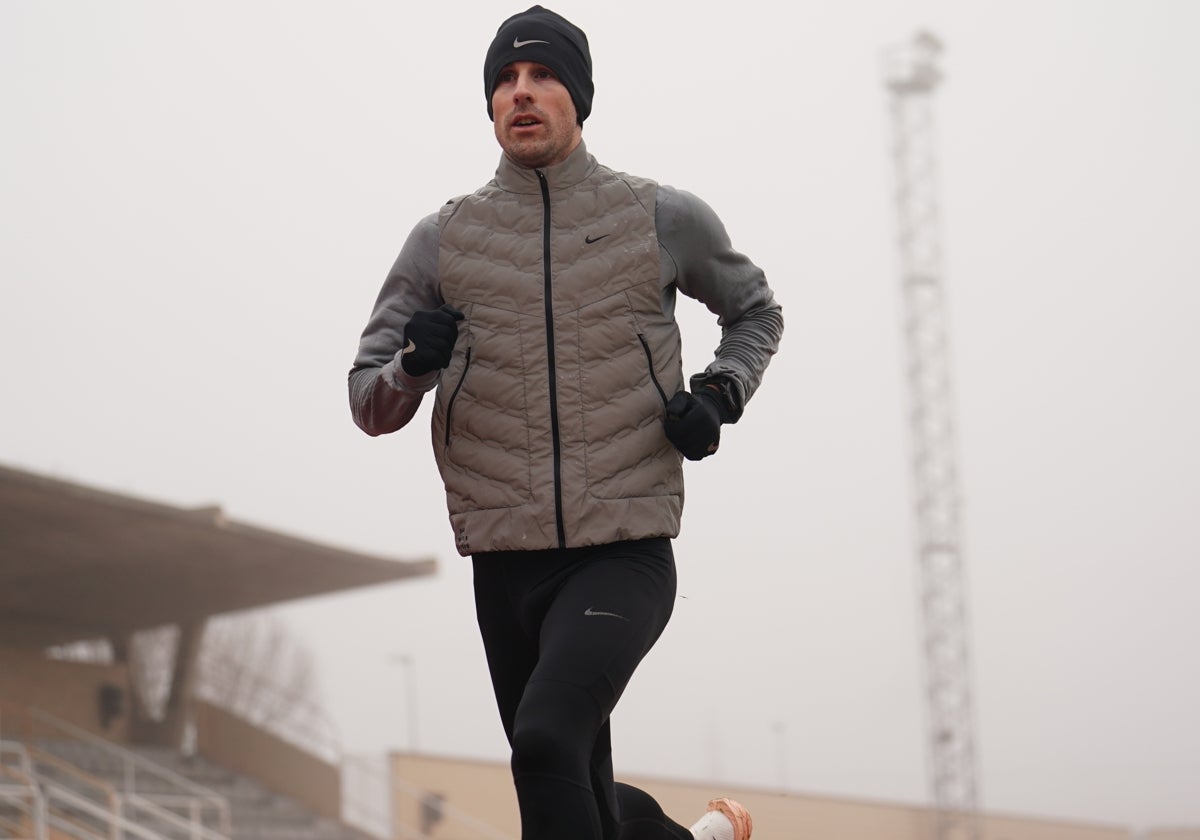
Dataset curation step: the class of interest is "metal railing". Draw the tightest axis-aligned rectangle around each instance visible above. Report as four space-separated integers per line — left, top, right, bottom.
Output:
1 739 161 840
0 740 48 840
0 705 231 840
40 778 159 840
119 794 229 840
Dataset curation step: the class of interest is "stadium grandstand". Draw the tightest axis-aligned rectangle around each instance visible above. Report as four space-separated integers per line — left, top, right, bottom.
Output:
0 462 433 840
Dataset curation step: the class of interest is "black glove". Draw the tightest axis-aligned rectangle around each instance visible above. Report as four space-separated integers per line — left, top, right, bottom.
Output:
399 304 464 377
663 388 730 461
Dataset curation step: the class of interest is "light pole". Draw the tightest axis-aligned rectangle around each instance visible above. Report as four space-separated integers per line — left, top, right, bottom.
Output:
388 654 419 752
883 31 980 840
772 720 787 793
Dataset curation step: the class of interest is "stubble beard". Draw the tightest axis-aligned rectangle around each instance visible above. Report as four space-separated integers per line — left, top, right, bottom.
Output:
498 122 580 169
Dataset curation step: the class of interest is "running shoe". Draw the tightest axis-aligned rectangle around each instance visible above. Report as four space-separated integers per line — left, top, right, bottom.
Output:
688 797 753 840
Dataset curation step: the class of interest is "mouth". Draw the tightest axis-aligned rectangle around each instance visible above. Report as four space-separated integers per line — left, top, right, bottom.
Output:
511 114 542 129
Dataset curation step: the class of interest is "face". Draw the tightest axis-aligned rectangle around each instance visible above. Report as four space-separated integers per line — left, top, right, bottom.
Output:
491 61 582 169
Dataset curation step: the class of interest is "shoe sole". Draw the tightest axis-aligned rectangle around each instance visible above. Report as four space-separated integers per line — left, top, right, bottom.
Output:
707 797 753 840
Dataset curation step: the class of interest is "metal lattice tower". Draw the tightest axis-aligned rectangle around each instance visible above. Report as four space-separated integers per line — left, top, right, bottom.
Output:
882 31 981 840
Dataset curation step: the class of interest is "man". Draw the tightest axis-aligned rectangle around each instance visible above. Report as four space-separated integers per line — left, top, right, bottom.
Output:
349 7 782 839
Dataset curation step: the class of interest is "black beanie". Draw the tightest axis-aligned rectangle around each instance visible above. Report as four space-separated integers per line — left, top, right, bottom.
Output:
484 6 593 124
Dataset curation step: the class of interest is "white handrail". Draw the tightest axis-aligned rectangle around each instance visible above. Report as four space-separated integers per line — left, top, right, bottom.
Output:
0 741 47 840
0 783 41 830
25 708 230 837
43 812 106 840
0 784 40 840
40 780 166 840
28 710 224 800
121 793 229 840
7 728 229 840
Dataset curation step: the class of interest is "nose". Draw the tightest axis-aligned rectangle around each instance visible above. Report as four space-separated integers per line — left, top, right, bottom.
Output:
511 69 534 102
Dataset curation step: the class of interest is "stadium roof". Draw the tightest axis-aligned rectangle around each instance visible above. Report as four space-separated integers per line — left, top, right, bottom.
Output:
0 463 437 649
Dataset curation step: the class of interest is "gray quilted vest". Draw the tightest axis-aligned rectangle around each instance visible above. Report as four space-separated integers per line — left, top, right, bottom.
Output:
432 144 685 555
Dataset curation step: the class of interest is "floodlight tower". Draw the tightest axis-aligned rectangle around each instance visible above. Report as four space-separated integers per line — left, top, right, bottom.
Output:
882 31 981 840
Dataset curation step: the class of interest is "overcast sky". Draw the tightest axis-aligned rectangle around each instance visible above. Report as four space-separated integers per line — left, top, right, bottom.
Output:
3 0 1198 833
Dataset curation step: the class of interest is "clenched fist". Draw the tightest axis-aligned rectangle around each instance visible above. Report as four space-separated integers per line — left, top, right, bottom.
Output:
663 388 729 461
399 304 464 377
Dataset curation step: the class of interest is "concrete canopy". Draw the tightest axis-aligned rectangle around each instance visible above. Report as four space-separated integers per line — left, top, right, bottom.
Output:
0 463 436 650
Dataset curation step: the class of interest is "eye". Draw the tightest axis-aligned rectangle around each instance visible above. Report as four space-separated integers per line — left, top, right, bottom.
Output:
534 67 557 80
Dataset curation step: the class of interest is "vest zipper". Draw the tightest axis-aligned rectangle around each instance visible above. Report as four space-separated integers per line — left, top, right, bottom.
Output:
444 346 472 448
537 169 567 548
638 334 669 407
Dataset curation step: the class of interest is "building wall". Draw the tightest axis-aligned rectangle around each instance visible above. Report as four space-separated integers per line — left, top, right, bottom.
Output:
0 645 131 741
194 699 341 821
392 753 520 839
388 752 1139 840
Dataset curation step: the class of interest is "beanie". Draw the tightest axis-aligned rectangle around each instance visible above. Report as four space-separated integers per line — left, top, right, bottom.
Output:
484 6 594 124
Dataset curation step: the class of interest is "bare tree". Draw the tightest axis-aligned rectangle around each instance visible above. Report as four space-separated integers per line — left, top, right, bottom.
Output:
130 624 182 722
46 614 336 757
195 614 339 758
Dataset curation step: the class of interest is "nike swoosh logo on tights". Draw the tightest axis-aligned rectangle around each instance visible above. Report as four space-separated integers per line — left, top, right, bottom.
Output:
584 607 628 621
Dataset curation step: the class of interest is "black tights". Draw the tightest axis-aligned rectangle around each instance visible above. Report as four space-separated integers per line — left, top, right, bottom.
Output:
473 538 692 840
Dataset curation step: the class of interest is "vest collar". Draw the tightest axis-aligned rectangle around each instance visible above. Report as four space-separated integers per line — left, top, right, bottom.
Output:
494 140 597 195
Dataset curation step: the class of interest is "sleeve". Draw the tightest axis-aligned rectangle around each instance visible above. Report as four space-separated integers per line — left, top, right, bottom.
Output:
656 185 784 421
347 212 443 436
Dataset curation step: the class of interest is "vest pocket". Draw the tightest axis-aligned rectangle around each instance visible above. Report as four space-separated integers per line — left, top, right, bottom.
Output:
436 306 534 515
638 334 669 408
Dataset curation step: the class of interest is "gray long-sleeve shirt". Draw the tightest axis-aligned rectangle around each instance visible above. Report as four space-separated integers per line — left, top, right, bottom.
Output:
349 176 783 437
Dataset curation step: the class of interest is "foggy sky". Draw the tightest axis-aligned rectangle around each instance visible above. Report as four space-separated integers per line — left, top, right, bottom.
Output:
3 0 1198 832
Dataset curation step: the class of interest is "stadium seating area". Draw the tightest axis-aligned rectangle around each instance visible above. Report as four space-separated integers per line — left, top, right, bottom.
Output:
1 716 377 840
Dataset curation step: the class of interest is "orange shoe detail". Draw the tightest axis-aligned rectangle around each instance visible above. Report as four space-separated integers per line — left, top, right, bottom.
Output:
706 798 753 840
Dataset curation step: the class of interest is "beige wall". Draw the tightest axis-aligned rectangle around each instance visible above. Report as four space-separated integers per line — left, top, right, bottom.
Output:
0 645 131 741
193 699 341 821
392 753 521 839
389 752 1143 840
